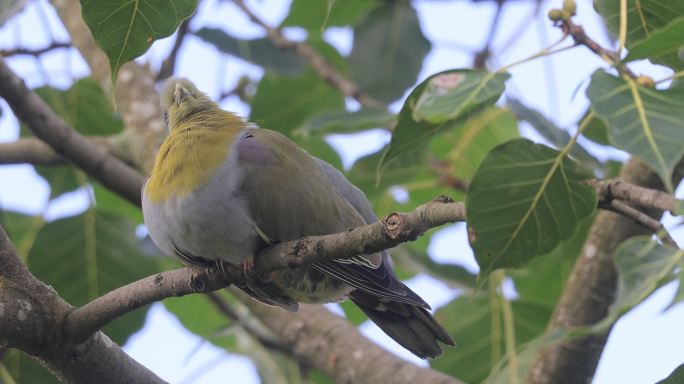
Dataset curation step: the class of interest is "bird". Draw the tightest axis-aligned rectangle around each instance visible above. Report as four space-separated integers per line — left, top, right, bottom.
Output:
142 77 455 358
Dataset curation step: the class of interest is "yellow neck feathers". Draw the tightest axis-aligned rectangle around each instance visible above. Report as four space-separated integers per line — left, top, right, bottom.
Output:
145 112 244 203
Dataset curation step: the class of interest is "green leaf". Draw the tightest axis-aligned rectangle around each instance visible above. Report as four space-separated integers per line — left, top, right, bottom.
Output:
80 0 198 81
658 363 684 384
349 1 430 103
594 0 684 70
194 28 304 75
624 16 684 65
414 71 509 125
293 108 395 137
282 0 379 31
507 98 601 171
466 139 597 274
0 210 42 251
164 293 236 350
431 296 552 384
27 210 160 344
587 70 684 191
430 107 520 183
250 71 345 134
580 108 610 146
593 237 682 332
509 214 594 306
31 79 123 135
2 349 59 384
380 70 509 174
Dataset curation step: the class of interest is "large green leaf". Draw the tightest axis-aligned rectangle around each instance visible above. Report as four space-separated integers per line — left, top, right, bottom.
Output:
80 0 198 80
282 0 379 30
27 210 160 344
509 214 594 306
587 70 684 191
593 237 682 332
194 28 304 75
293 108 395 137
380 70 509 174
413 71 509 125
594 0 684 70
507 98 601 171
466 139 597 274
429 107 520 183
431 296 552 384
624 16 684 65
250 71 345 134
349 1 430 103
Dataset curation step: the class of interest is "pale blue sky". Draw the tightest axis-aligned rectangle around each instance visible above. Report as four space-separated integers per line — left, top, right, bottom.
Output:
1 1 683 383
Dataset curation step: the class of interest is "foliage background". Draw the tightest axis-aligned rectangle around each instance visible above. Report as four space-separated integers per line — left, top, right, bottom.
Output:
0 0 683 383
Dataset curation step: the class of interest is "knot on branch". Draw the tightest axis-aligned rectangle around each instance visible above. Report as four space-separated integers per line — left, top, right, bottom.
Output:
383 213 414 240
289 237 313 267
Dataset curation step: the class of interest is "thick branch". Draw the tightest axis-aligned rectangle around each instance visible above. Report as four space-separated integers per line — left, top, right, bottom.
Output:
600 199 678 248
231 0 383 108
0 136 115 166
63 198 466 341
0 138 65 165
589 178 680 214
234 289 463 384
0 225 166 384
0 58 145 205
527 159 683 384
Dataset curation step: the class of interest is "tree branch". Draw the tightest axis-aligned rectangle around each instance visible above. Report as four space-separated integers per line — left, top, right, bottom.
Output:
589 178 681 214
0 136 116 166
527 159 684 384
0 138 65 165
234 289 464 384
156 15 194 82
600 199 678 248
0 42 70 57
0 58 145 205
231 0 383 108
556 15 638 79
63 197 466 342
0 224 167 384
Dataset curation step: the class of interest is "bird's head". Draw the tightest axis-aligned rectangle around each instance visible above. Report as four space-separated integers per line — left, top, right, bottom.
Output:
160 77 218 131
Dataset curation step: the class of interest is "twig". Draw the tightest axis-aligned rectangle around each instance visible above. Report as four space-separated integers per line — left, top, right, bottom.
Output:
62 197 466 342
0 58 144 205
0 138 65 165
600 199 679 248
156 15 195 81
0 136 114 166
430 159 469 192
231 0 383 108
0 42 70 57
205 292 292 354
473 0 505 69
557 17 637 79
587 179 680 214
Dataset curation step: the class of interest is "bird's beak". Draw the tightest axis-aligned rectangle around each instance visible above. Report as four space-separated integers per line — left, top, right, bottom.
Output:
174 83 189 104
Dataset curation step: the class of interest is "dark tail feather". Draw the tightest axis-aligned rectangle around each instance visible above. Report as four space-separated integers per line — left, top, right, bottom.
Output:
350 291 455 359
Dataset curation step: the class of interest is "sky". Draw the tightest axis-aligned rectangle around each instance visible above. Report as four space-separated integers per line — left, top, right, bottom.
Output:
1 0 683 383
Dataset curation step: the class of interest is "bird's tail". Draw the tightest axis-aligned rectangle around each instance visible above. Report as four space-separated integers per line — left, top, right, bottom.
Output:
350 290 455 359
